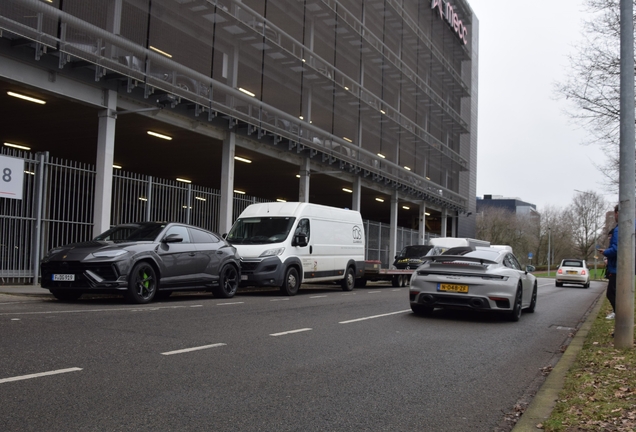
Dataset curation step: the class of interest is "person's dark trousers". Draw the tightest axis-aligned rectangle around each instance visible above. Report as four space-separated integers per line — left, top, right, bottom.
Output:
606 273 617 312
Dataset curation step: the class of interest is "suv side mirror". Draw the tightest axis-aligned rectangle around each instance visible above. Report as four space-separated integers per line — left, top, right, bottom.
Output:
292 234 308 247
162 233 183 243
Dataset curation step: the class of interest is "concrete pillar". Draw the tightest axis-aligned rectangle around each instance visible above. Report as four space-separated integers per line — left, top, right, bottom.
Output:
93 89 117 237
351 176 362 211
451 211 457 237
418 203 427 245
298 157 310 202
441 208 448 237
389 190 399 265
219 132 236 235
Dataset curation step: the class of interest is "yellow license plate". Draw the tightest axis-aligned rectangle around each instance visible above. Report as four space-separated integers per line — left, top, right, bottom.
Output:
566 270 578 275
438 283 469 293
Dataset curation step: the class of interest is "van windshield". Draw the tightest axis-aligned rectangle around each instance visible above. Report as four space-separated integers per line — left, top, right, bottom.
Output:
226 217 296 244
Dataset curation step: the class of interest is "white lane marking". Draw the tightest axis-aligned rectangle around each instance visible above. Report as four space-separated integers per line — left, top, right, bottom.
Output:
190 305 203 308
0 367 82 384
270 328 312 337
367 291 381 294
341 293 357 296
217 302 244 306
161 343 226 356
11 318 20 321
310 295 327 299
339 310 411 324
391 289 402 292
270 298 290 302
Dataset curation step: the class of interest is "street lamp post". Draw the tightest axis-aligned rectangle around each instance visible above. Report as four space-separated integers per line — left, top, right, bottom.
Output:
547 227 551 277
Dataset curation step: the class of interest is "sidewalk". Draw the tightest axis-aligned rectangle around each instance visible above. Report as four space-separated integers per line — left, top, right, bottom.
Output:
0 284 51 296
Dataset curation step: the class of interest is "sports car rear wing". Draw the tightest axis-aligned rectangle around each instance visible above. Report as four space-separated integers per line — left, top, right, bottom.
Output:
421 255 498 266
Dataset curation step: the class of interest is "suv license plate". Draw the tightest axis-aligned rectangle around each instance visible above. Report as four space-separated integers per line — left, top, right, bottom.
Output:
438 283 468 293
52 274 75 281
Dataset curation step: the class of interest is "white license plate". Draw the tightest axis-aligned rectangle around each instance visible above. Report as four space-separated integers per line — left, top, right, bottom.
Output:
52 274 75 281
241 275 248 281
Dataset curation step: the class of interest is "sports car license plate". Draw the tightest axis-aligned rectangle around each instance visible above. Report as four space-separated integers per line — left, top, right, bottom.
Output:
438 283 468 293
52 274 75 281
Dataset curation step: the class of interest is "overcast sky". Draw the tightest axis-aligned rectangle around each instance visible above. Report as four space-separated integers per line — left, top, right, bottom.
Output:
467 0 615 211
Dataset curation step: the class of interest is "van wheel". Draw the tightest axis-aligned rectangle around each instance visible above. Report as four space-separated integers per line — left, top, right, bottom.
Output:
341 267 355 291
280 267 300 296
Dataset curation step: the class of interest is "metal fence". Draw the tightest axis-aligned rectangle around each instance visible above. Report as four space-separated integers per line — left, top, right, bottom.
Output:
0 150 420 285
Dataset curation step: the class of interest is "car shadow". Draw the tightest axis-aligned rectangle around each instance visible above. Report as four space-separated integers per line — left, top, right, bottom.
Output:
408 307 521 324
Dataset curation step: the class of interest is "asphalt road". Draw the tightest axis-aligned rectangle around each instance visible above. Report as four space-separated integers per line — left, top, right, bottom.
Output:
0 278 604 432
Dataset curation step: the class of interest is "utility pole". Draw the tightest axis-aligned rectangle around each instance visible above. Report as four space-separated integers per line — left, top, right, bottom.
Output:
616 0 635 349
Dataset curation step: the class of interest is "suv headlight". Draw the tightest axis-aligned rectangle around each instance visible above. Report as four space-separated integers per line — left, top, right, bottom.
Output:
260 247 285 258
90 250 129 259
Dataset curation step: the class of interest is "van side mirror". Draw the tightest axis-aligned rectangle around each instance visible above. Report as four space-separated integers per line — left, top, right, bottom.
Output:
292 234 308 247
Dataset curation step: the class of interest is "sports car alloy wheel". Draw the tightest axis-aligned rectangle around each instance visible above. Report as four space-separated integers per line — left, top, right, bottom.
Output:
213 264 239 298
126 262 157 304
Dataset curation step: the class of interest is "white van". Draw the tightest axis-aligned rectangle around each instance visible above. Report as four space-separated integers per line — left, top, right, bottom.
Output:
226 202 365 295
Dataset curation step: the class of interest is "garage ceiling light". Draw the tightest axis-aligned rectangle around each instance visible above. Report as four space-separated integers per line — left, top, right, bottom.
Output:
176 178 191 183
238 87 255 97
375 198 384 203
342 188 353 193
377 153 386 159
195 196 206 201
404 166 411 171
147 131 172 140
7 91 46 105
4 142 30 151
234 190 246 195
113 164 122 169
402 206 410 210
276 199 286 202
149 46 172 58
234 156 252 163
343 137 353 143
425 212 431 216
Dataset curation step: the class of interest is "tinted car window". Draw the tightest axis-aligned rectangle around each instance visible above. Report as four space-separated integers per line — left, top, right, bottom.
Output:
563 260 583 267
94 223 166 242
163 225 191 243
190 228 219 243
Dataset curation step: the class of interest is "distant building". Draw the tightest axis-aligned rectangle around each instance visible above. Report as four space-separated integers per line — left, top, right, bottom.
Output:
476 195 539 217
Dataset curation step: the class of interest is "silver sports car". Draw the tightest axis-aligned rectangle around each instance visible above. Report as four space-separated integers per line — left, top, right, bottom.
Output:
408 246 537 321
40 222 241 304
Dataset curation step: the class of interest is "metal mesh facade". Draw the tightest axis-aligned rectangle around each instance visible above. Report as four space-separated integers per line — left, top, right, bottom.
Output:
0 0 476 212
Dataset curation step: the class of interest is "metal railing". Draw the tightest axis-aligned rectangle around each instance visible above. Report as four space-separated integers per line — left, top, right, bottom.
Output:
0 150 420 284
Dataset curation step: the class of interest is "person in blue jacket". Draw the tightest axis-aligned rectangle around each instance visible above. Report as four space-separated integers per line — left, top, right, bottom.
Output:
598 205 618 320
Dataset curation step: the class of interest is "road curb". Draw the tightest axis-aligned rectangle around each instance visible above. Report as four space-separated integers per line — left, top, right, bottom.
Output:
511 290 605 431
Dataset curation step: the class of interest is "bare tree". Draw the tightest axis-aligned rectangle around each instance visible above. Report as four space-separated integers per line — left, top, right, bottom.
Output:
555 0 633 188
476 208 539 263
566 190 608 260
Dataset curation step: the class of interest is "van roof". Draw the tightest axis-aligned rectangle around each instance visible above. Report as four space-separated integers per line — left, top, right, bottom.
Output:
239 202 362 222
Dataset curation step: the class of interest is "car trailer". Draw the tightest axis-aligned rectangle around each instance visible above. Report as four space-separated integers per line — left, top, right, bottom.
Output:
358 260 414 287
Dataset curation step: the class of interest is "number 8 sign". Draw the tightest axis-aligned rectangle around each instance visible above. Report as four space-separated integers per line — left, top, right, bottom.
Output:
0 155 25 200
